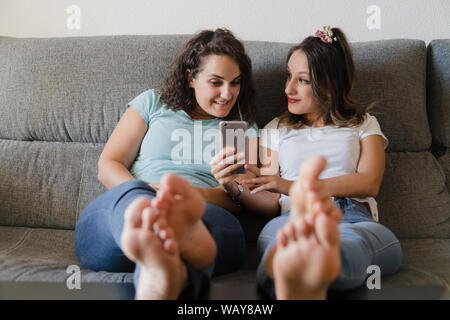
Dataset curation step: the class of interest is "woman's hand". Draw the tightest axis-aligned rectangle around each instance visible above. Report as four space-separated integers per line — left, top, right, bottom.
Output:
210 147 246 192
242 164 292 195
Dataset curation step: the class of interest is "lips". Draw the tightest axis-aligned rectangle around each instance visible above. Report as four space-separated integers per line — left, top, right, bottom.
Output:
214 100 231 108
287 97 300 103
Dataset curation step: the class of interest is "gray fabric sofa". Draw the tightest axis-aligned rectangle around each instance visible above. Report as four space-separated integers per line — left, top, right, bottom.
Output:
0 35 449 299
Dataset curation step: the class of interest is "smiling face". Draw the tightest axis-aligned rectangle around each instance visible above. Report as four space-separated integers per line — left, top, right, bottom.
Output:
285 49 324 125
188 54 241 120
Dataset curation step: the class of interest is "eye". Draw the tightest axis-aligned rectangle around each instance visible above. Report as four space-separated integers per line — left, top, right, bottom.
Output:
210 80 221 86
299 78 310 84
231 80 241 86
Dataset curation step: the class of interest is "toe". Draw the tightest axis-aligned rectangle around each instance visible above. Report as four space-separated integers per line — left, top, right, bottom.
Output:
314 213 339 248
160 173 192 197
276 228 289 247
298 156 327 182
124 196 152 228
295 217 311 239
163 238 178 254
153 217 168 234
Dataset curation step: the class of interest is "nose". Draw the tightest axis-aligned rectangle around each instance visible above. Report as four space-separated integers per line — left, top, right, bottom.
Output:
285 78 296 96
221 84 233 100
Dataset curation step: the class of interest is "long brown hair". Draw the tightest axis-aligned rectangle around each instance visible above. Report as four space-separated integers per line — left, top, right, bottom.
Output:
279 27 372 129
161 29 255 123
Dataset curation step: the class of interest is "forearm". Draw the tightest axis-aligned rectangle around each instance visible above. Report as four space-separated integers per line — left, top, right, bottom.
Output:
197 187 241 214
278 178 294 196
198 185 280 218
322 173 379 198
98 159 135 189
236 183 281 218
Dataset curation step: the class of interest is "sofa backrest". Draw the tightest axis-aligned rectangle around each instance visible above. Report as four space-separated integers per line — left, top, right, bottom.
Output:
427 39 450 192
0 35 448 239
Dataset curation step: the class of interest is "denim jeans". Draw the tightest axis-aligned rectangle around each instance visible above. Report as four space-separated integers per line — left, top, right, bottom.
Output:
74 179 246 299
256 197 403 298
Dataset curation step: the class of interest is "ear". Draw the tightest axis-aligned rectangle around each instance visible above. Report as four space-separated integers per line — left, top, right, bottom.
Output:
186 69 195 88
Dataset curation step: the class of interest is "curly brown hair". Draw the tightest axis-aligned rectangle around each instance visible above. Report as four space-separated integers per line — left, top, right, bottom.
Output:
160 29 255 124
279 27 373 129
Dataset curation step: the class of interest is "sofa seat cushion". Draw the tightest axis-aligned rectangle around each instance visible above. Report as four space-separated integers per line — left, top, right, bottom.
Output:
1 226 448 293
0 226 132 283
382 238 450 289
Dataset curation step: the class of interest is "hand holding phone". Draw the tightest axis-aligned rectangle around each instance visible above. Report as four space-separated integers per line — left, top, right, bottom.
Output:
219 121 248 174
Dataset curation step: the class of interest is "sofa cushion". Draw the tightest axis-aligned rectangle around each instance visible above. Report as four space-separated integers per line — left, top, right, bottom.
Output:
427 39 450 151
382 238 450 289
438 152 450 194
0 139 105 229
378 151 450 239
0 35 187 143
1 226 448 294
0 226 132 283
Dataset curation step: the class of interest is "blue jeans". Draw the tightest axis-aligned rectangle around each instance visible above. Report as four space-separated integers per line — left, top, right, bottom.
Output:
74 179 246 299
256 197 402 298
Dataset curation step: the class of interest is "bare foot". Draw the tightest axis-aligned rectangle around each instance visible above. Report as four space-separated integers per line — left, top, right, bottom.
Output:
273 213 341 300
267 156 342 299
152 173 217 270
121 197 187 300
289 156 342 223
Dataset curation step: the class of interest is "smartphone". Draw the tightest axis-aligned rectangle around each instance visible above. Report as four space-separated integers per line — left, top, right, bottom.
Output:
219 121 248 174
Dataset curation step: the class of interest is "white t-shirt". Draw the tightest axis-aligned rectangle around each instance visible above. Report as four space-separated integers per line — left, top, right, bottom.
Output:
259 113 388 222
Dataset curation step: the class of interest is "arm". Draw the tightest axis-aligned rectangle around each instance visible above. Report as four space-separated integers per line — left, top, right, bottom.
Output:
98 107 148 189
322 135 386 198
198 173 281 218
209 140 281 218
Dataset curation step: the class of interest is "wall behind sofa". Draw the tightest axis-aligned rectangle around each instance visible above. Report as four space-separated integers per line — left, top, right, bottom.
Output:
0 0 449 44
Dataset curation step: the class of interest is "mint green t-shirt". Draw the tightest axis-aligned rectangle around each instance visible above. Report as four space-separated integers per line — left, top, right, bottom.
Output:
128 89 258 188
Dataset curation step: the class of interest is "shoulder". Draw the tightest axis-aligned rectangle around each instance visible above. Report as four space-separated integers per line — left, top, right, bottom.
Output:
127 89 167 123
356 113 389 149
263 117 280 130
130 89 163 105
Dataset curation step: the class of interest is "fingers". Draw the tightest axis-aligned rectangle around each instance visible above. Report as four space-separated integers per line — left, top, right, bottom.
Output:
210 148 246 186
214 162 245 179
218 173 240 185
241 176 269 185
249 182 275 194
244 164 261 176
210 146 237 168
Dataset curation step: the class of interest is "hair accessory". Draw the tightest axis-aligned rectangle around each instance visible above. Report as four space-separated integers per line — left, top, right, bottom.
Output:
315 26 337 44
